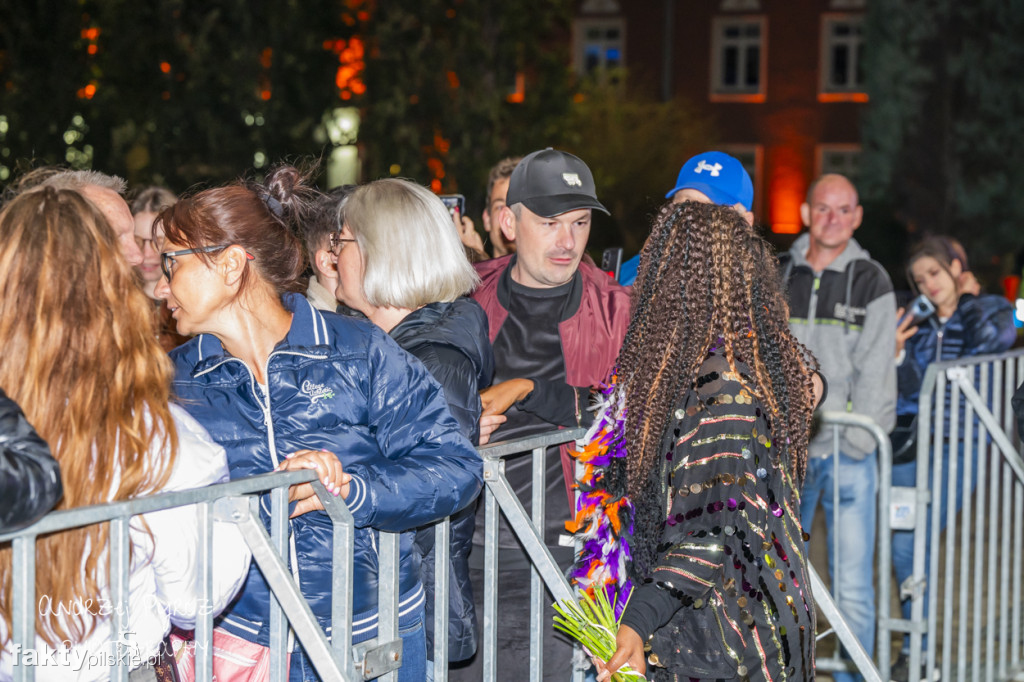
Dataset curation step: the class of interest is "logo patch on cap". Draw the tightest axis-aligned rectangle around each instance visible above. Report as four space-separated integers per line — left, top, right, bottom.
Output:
694 160 723 177
562 172 582 187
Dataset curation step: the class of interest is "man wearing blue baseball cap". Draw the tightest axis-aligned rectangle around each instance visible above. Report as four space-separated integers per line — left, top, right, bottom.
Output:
617 151 754 286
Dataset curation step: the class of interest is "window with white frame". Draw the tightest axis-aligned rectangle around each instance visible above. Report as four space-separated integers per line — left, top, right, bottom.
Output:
573 18 626 76
710 17 766 99
821 15 865 93
817 145 861 181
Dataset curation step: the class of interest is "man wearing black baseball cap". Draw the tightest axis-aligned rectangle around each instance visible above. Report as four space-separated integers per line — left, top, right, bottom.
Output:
460 149 630 680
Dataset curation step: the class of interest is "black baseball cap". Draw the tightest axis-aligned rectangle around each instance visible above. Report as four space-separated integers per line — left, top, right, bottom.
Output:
505 148 609 218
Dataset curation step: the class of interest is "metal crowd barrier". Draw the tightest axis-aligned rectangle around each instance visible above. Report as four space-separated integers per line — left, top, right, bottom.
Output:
809 411 892 682
1 426 885 681
902 349 1024 682
476 427 880 682
0 471 366 682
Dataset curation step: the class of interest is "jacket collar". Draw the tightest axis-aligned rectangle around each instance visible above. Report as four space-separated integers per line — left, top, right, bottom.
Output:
788 232 870 273
191 293 332 373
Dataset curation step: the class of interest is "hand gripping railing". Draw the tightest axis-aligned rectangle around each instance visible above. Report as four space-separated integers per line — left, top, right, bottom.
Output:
0 471 364 682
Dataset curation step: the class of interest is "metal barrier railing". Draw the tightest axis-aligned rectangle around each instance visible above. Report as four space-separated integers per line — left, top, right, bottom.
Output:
802 411 890 682
475 428 586 682
2 424 889 681
0 471 364 682
905 348 1024 682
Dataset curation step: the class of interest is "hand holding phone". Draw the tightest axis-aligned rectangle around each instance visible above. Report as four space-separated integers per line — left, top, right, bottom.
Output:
904 294 936 327
440 194 466 219
895 294 934 358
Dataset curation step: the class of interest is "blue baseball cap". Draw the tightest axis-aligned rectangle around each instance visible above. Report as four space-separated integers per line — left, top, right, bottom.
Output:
665 151 754 211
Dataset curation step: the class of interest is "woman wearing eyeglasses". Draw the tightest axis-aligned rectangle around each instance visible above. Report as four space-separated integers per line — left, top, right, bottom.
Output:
333 178 493 678
155 166 482 681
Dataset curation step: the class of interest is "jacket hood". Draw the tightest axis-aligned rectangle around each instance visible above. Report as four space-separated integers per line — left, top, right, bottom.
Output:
389 298 494 389
788 232 871 273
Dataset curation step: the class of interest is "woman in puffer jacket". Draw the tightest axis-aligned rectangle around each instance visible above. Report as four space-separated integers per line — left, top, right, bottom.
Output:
890 236 1015 675
334 179 494 678
155 166 482 682
0 187 250 681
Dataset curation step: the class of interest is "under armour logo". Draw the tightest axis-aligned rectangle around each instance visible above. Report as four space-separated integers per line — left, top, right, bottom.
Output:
562 172 582 187
694 160 722 177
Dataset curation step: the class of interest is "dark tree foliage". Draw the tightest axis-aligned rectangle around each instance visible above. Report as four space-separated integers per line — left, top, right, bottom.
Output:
860 0 1024 273
0 0 346 190
356 0 576 215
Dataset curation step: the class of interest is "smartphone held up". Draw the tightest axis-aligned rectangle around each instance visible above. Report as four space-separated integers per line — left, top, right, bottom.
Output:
440 194 465 219
903 294 936 327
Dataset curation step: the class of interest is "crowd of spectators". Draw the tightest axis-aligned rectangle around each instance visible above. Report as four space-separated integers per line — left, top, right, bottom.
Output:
0 146 1019 682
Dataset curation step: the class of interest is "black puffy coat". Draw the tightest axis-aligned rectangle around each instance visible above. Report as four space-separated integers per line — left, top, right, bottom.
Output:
0 388 62 532
390 298 494 662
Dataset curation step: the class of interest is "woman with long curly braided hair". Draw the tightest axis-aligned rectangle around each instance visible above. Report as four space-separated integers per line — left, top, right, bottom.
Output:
581 201 821 682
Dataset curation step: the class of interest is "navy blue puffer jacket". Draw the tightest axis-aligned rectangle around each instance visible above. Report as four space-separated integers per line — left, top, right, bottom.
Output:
389 298 493 662
170 294 483 650
898 292 1016 418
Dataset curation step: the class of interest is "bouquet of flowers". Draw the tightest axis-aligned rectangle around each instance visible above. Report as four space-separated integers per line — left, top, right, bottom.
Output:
553 588 646 681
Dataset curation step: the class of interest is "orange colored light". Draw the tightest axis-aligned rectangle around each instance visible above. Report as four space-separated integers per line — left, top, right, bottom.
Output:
260 48 273 69
84 83 96 97
709 93 766 103
159 61 172 74
507 72 525 104
350 80 366 95
87 44 98 55
572 92 586 103
261 89 271 101
341 91 352 100
446 71 460 89
818 92 869 103
357 10 369 21
427 157 445 179
769 168 805 234
81 27 100 41
430 179 442 192
433 132 451 155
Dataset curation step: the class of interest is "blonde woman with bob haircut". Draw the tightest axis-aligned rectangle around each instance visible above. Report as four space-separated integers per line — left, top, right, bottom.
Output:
335 178 494 673
0 187 250 681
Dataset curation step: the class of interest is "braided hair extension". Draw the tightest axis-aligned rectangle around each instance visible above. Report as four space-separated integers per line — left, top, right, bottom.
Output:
610 201 818 577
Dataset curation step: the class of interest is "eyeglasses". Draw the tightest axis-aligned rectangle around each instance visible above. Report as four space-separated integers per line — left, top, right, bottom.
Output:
160 245 244 281
329 233 356 253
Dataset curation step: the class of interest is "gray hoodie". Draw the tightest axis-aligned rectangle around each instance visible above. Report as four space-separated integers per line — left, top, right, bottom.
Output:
780 233 897 459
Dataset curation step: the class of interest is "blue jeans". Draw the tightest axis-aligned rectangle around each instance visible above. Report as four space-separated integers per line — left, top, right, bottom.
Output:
289 604 426 681
395 607 427 682
800 451 878 682
891 441 974 652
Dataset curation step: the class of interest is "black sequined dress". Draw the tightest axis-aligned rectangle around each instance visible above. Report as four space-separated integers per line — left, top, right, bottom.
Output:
619 352 815 682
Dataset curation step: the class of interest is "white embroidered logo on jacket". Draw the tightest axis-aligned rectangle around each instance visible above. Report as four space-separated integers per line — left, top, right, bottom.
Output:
301 380 335 404
694 160 722 176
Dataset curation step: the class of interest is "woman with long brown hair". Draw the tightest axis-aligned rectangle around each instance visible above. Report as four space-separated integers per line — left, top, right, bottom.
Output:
575 201 820 682
0 186 250 680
